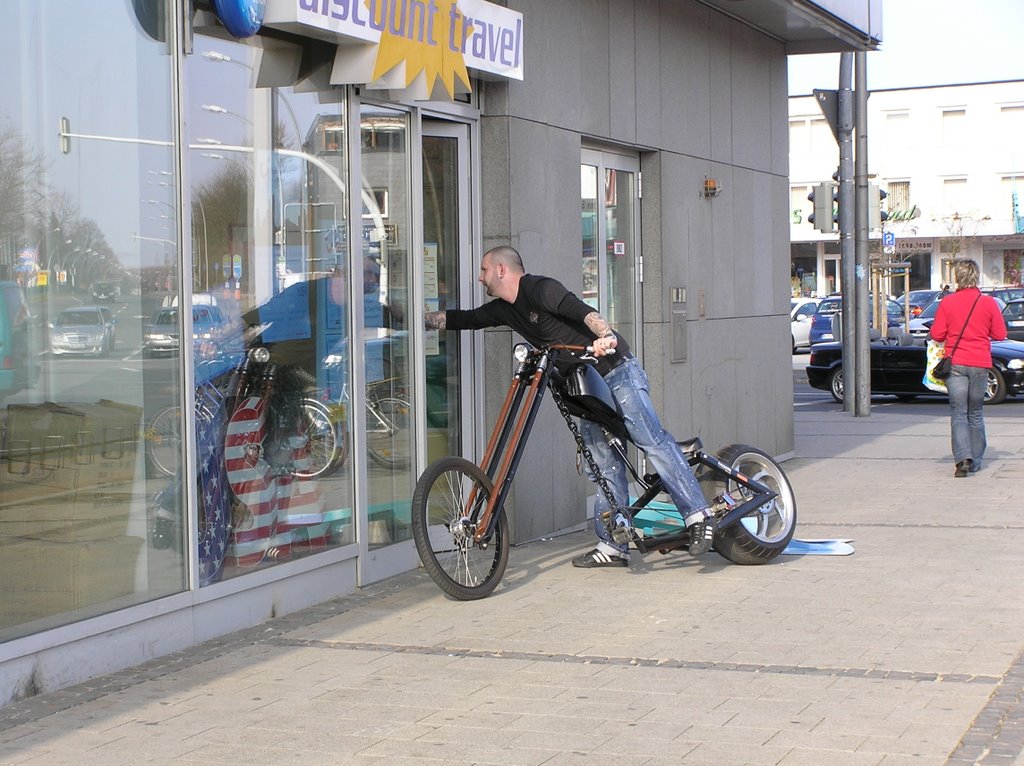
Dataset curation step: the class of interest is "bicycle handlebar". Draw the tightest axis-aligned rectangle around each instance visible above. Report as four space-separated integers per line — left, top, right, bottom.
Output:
548 343 616 359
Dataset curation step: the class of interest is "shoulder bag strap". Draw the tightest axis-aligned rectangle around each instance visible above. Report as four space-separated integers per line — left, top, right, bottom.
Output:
945 293 982 360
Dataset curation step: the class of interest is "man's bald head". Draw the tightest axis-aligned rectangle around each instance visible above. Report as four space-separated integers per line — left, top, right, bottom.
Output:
484 246 524 274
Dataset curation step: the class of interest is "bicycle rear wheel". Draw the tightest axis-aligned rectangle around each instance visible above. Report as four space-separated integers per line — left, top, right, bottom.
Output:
411 457 509 600
366 396 411 469
700 444 797 565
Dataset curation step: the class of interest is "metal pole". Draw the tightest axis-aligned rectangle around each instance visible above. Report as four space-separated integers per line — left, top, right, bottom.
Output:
854 52 871 416
837 53 856 412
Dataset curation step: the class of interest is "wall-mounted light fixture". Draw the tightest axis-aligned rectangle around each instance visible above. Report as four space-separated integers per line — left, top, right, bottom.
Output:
702 176 722 199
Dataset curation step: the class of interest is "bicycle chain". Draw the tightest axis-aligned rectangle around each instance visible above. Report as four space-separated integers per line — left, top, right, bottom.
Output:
549 387 624 530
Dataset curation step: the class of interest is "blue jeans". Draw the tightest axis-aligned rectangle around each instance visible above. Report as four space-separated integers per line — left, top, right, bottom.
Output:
580 358 708 555
946 365 988 468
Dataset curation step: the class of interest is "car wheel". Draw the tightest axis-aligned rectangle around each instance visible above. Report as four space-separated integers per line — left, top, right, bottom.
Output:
985 368 1007 405
829 368 844 403
791 334 796 354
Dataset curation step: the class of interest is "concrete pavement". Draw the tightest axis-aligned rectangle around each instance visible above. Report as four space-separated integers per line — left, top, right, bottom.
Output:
1 398 1023 765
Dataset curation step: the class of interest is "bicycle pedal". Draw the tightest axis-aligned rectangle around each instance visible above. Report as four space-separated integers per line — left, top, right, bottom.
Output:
611 525 632 546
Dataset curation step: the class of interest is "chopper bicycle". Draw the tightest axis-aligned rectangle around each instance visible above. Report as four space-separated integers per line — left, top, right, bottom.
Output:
411 343 798 600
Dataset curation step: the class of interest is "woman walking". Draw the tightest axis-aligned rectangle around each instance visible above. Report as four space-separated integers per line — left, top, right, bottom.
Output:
930 259 1007 477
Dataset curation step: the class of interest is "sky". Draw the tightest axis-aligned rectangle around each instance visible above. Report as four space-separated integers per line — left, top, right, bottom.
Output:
788 0 1024 95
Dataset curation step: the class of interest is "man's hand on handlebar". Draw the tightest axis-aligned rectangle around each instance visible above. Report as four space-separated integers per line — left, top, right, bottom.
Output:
590 334 617 358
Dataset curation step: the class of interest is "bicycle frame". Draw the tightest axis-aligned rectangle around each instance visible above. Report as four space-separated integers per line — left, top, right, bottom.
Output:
469 344 779 551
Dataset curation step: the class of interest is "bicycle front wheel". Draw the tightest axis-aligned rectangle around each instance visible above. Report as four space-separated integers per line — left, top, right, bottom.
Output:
146 405 181 478
411 457 509 600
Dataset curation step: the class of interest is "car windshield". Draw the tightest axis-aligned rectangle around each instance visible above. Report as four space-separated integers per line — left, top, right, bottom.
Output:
816 297 900 317
816 300 841 316
155 310 178 325
901 290 934 304
57 311 101 326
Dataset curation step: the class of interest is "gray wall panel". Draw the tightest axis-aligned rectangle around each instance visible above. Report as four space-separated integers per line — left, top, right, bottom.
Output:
580 0 612 138
634 0 662 148
730 24 773 173
659 1 711 158
708 11 734 165
608 1 637 145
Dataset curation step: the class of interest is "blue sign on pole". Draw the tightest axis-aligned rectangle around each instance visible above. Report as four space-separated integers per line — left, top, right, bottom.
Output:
882 231 896 248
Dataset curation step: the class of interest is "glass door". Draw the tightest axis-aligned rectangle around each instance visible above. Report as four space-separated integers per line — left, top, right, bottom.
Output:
422 120 471 465
580 149 641 353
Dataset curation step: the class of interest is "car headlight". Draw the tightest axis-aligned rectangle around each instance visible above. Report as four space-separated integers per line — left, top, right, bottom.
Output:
1007 358 1024 370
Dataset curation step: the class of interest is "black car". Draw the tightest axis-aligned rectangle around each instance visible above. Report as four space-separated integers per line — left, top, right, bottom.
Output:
806 335 1024 405
1002 300 1024 342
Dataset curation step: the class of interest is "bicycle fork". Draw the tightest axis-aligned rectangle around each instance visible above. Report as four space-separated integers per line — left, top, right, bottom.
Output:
466 350 555 545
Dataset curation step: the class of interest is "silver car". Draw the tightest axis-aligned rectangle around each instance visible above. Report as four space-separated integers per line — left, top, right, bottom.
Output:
50 306 116 356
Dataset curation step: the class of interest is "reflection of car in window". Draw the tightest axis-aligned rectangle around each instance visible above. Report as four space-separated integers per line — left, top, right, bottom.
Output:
90 280 121 302
49 306 116 356
144 308 180 355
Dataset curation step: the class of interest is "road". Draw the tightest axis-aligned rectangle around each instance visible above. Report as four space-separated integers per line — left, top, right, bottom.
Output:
792 348 1023 422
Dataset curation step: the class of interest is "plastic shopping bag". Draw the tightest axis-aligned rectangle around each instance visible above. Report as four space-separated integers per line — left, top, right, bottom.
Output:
923 340 948 393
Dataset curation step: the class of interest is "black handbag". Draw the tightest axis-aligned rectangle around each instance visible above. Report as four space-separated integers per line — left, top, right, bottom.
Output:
934 294 981 380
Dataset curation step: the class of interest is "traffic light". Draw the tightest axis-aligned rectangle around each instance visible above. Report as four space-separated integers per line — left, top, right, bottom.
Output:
869 184 888 228
807 182 837 233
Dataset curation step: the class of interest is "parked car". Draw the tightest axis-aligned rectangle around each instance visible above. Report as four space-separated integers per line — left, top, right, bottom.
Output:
806 335 1024 405
790 297 820 352
983 286 1024 305
896 289 943 317
808 295 904 346
1003 300 1024 342
49 306 116 356
908 294 1006 338
0 281 40 396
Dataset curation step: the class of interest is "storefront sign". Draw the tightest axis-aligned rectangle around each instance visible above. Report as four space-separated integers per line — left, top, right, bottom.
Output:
264 0 524 99
896 239 931 252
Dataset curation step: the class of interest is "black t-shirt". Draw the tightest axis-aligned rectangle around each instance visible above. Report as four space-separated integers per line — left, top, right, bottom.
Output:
445 274 631 376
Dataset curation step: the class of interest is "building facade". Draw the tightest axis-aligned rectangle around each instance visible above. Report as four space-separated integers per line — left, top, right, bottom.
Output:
790 80 1024 297
0 0 876 702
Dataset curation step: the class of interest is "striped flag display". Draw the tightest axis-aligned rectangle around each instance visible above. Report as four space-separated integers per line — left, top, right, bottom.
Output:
224 394 329 568
196 382 230 585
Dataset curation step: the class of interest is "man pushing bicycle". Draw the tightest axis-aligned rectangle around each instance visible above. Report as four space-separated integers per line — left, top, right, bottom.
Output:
425 245 715 567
